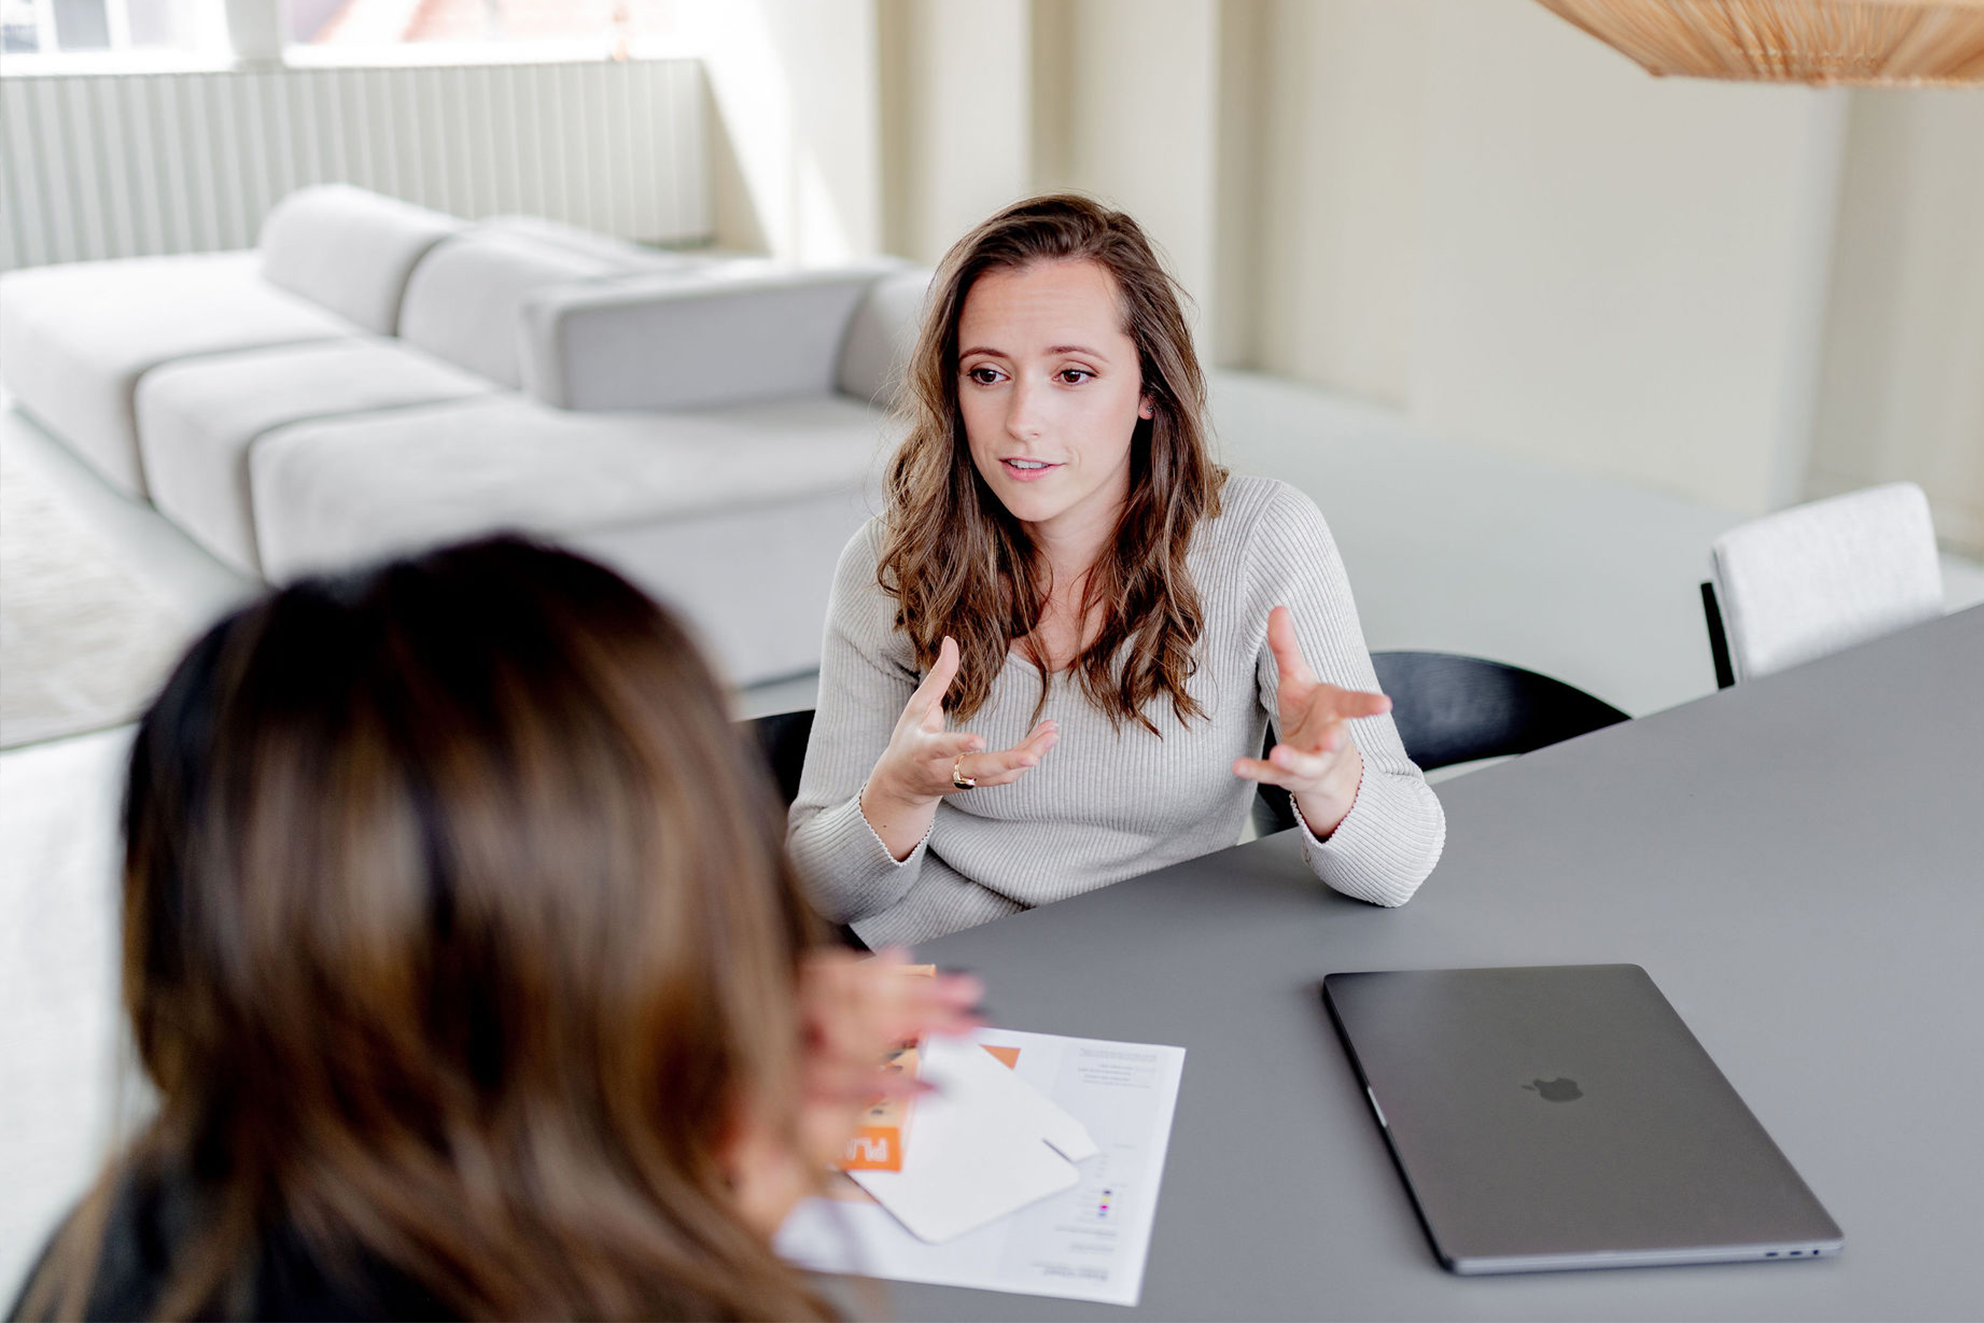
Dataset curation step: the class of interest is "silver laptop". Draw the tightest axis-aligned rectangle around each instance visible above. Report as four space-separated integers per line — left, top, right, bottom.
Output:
1322 964 1843 1274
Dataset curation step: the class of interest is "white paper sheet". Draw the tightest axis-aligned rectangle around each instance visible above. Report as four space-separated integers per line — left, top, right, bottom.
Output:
776 1028 1187 1308
848 1034 1099 1243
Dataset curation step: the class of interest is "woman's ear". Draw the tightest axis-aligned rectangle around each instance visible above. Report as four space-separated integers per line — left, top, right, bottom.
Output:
1138 394 1155 420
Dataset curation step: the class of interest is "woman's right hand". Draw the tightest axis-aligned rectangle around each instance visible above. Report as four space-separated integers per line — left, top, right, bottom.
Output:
859 635 1058 860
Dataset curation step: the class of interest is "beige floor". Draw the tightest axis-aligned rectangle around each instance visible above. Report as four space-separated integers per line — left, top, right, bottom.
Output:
3 372 1981 1296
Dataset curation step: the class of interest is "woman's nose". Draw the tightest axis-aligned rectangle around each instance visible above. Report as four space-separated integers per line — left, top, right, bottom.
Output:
1006 377 1045 442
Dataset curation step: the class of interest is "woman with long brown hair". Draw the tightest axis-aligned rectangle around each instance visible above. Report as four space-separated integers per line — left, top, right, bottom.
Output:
13 537 978 1321
789 195 1445 946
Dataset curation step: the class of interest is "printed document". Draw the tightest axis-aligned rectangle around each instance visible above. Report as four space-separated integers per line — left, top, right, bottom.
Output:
776 1028 1186 1307
848 1034 1099 1242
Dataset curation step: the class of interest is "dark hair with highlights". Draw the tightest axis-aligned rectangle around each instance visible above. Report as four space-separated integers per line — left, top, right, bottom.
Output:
879 193 1226 733
22 537 831 1321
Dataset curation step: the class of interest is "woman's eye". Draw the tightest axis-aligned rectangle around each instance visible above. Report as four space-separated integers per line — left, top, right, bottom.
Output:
1058 369 1093 384
966 367 1001 385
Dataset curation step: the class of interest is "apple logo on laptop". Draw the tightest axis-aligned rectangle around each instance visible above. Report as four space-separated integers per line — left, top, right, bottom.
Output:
1523 1077 1583 1102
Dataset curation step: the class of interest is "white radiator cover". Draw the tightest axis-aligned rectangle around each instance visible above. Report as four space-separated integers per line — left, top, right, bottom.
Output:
0 57 710 272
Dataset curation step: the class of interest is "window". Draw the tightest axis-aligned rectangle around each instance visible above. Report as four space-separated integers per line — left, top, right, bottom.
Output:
283 0 680 55
1 0 223 55
0 0 688 71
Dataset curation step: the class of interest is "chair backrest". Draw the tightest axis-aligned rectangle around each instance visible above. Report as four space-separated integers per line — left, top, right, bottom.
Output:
1701 580 1737 690
1708 482 1942 683
1253 651 1629 837
753 670 1627 841
737 707 867 951
744 707 816 808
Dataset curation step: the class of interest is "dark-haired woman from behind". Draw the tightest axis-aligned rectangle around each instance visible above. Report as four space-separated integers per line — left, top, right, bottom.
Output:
12 536 979 1321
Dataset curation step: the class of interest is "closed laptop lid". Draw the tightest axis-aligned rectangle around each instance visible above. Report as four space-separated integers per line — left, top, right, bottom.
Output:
1322 964 1843 1273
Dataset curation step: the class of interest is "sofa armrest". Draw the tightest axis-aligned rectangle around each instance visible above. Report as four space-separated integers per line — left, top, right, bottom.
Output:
520 265 891 412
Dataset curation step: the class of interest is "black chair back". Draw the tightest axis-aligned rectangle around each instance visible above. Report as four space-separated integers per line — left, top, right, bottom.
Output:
746 707 816 807
1253 651 1630 837
739 707 867 950
749 667 1628 847
1701 581 1736 689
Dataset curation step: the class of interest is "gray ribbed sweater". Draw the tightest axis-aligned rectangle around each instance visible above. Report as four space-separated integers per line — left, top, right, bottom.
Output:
787 474 1446 947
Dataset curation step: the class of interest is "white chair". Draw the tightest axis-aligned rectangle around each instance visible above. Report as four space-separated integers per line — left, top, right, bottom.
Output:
1703 482 1943 684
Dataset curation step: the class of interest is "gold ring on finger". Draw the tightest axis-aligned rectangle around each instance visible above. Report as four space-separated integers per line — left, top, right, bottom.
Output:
951 755 976 790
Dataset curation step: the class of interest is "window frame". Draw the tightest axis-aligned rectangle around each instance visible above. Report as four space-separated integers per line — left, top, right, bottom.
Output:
0 0 692 76
0 0 233 74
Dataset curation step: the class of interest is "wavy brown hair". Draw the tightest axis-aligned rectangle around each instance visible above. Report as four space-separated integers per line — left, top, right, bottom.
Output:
22 538 830 1321
879 193 1226 733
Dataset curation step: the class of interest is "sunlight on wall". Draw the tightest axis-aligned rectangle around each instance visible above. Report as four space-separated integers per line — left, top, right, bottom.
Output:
682 0 879 264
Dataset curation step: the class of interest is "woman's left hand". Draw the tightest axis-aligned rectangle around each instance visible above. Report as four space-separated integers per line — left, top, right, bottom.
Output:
1232 605 1392 837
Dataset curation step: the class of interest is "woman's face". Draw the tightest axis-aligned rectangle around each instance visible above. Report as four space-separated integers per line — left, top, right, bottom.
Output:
956 258 1153 551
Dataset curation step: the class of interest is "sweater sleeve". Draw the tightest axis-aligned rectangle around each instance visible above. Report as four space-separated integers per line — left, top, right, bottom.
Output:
1244 482 1446 905
786 522 934 924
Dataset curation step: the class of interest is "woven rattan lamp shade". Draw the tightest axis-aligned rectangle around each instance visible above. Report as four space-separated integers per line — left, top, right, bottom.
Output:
1534 0 1984 84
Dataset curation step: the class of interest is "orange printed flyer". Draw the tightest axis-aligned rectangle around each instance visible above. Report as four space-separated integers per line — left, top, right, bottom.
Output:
830 1040 1023 1199
780 1028 1188 1308
837 963 938 1173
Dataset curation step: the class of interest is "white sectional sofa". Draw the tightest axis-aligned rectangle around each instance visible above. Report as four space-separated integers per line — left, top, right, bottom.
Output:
0 185 932 686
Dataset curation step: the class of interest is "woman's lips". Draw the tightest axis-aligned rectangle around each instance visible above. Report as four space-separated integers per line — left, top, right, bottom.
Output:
1001 458 1061 482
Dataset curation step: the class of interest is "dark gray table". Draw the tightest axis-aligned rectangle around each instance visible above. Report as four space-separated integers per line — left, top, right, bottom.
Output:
893 605 1984 1321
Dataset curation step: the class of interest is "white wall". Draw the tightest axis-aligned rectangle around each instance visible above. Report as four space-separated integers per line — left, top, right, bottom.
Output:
1047 0 1223 356
1809 90 1984 554
683 0 882 264
1210 0 1267 370
878 0 1227 354
1252 0 1427 403
1245 0 1851 517
1231 0 1984 538
1407 0 1846 517
760 0 1980 545
878 0 1032 265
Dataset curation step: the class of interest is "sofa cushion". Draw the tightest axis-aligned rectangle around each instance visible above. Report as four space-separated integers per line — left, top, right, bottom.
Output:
479 215 780 281
520 266 888 412
397 233 622 389
836 265 933 405
478 214 704 271
250 392 897 582
568 485 881 685
258 185 463 336
137 340 495 576
0 252 355 496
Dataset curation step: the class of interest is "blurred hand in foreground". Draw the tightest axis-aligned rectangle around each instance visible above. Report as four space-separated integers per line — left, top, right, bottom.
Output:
728 946 983 1231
